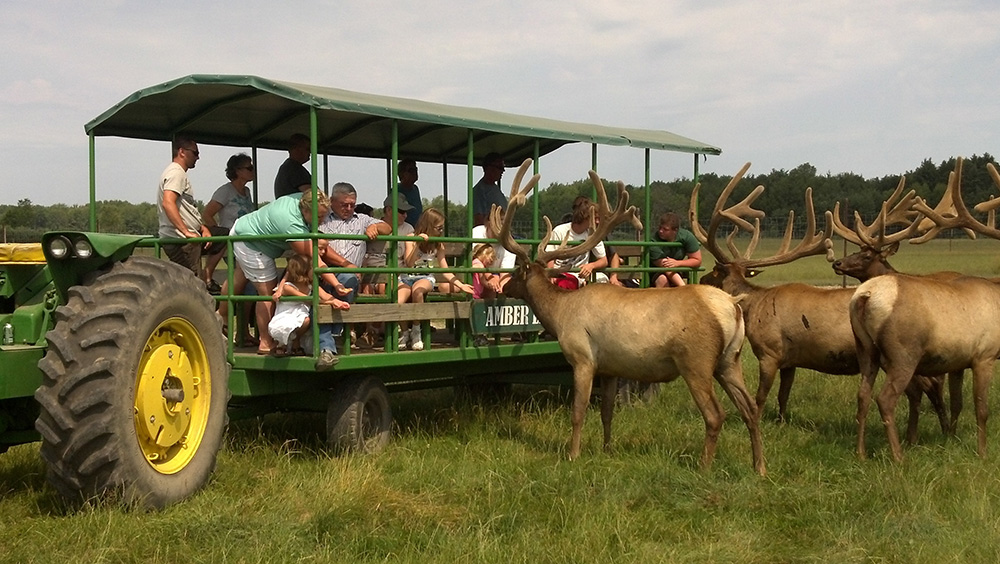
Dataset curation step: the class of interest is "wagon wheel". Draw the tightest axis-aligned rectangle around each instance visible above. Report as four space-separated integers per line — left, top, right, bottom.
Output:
35 256 229 509
326 375 392 454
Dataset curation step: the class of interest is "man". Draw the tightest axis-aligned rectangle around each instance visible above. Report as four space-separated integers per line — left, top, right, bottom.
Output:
397 158 423 226
648 212 702 287
314 182 393 364
545 199 608 287
157 135 210 279
273 133 312 199
472 152 507 226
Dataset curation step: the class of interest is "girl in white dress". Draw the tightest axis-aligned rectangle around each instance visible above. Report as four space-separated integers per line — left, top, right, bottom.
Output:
268 254 314 356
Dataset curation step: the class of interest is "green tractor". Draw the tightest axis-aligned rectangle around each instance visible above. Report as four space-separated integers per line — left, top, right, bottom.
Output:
2 234 229 508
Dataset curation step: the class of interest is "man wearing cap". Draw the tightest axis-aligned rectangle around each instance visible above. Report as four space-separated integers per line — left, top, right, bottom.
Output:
361 193 415 295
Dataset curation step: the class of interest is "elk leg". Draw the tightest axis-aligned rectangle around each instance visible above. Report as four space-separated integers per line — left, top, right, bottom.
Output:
716 363 766 475
948 370 964 436
971 360 994 458
568 364 596 461
918 375 949 438
684 376 725 471
600 376 619 454
856 368 878 460
903 380 923 445
875 369 914 462
754 357 780 422
776 367 797 423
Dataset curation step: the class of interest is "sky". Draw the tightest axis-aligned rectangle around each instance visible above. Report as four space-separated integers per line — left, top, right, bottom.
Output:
1 0 998 208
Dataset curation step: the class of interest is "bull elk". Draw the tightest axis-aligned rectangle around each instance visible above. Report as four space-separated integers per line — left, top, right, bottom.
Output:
691 164 951 443
852 158 1000 461
490 159 765 475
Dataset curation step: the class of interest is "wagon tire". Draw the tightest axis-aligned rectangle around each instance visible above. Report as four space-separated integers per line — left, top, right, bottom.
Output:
35 256 229 509
326 376 391 454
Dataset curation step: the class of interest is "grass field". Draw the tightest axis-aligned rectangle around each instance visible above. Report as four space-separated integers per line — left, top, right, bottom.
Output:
2 238 1000 563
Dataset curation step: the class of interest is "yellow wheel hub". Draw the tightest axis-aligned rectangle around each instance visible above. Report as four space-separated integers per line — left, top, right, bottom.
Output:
134 317 212 474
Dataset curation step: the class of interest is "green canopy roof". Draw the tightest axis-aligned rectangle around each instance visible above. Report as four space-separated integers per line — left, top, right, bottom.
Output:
86 74 721 164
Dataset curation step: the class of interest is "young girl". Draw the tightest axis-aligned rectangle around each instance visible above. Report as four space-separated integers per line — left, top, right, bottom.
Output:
268 254 313 357
269 242 352 356
471 243 497 299
397 208 474 351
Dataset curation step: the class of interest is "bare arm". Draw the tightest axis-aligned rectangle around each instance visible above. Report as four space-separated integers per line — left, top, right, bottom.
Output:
436 245 473 293
201 199 223 228
658 250 702 269
162 190 208 238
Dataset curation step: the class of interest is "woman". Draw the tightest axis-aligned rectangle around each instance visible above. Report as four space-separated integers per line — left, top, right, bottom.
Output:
230 191 349 355
202 153 256 291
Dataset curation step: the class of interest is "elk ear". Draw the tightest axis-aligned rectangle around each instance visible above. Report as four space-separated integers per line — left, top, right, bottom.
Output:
881 242 899 258
745 268 763 278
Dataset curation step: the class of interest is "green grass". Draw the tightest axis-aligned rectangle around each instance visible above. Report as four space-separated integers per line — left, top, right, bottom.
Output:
3 238 1000 563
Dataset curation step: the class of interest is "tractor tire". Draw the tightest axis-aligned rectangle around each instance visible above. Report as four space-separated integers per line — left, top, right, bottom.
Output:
35 256 229 509
326 376 391 454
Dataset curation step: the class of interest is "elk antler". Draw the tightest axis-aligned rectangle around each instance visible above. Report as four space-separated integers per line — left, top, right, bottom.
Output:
487 158 541 264
688 162 766 264
489 159 641 266
533 170 642 265
911 158 1000 243
831 177 925 250
690 163 834 268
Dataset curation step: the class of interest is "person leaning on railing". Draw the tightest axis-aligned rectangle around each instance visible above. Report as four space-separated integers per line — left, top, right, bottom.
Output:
648 212 702 287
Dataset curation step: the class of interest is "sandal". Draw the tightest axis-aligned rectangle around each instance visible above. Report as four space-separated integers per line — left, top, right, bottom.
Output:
271 346 289 357
256 348 272 356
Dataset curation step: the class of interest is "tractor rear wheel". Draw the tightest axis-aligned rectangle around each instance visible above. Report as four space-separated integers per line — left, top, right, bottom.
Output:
35 256 229 509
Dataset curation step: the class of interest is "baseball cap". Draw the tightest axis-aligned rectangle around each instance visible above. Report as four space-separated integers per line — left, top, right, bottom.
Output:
383 193 414 211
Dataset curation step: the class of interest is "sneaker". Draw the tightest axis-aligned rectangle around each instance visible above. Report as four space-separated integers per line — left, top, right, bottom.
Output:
350 330 358 350
206 280 222 295
473 335 489 347
315 350 339 371
397 330 409 350
410 325 424 351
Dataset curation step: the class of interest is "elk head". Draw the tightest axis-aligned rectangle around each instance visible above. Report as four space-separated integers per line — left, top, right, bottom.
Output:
688 162 834 291
489 159 642 298
830 177 924 282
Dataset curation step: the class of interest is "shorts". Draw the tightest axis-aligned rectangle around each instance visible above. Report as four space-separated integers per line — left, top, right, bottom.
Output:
233 241 279 283
361 253 388 287
398 273 436 288
163 243 202 276
204 225 231 256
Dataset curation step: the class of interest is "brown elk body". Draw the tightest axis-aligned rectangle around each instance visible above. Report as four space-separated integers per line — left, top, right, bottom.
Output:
694 164 951 441
852 158 1000 460
493 159 766 474
851 274 996 460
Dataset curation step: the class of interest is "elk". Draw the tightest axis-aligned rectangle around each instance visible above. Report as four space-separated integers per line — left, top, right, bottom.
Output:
851 158 1000 461
691 163 951 443
831 179 964 437
490 159 765 475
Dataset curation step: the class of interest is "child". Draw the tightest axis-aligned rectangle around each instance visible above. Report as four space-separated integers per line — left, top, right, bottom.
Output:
268 249 350 356
471 243 497 299
398 208 474 351
268 254 313 356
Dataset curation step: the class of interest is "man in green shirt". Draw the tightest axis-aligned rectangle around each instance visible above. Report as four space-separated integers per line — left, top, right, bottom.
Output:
648 212 701 287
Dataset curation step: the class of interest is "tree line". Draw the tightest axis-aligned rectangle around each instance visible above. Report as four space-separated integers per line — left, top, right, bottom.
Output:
3 154 995 243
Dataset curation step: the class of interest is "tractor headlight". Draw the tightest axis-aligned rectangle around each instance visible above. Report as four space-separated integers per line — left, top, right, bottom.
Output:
48 236 71 259
73 238 94 259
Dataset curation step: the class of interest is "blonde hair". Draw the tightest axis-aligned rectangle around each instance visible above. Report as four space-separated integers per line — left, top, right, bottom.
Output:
473 243 496 266
283 254 312 288
298 191 331 218
414 208 446 254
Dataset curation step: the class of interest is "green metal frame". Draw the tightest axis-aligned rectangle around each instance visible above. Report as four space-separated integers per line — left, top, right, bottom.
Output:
77 74 720 406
